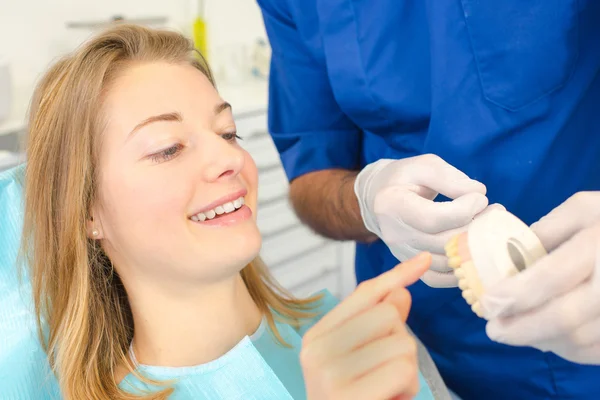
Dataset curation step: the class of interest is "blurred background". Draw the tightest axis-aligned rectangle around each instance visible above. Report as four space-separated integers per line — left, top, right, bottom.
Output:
0 0 357 299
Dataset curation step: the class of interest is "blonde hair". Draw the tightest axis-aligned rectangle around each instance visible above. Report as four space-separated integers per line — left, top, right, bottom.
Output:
21 24 320 400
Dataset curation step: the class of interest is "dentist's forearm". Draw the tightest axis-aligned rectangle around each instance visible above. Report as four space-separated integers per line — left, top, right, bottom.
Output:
289 169 377 242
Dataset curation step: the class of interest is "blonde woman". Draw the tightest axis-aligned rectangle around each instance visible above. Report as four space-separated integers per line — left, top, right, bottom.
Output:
0 25 451 399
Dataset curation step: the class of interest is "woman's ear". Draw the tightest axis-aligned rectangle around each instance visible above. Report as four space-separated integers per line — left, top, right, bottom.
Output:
86 215 103 240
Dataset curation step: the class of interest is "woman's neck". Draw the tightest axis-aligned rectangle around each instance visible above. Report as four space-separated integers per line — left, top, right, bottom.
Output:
127 273 262 367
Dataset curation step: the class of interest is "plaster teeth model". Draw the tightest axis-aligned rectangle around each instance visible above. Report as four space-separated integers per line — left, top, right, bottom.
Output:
445 208 547 318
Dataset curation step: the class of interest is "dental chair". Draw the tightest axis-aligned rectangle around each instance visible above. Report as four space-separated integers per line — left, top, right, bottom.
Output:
0 165 61 399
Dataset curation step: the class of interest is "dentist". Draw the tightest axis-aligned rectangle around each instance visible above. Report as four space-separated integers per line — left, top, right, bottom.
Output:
256 0 600 399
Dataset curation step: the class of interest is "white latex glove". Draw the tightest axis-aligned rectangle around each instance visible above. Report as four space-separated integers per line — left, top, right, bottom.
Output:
481 191 600 365
354 154 489 288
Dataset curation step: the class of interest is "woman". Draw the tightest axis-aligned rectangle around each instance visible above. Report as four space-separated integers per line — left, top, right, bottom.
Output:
1 24 449 399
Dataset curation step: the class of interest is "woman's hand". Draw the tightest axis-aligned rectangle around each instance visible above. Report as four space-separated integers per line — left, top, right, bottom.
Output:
301 252 431 400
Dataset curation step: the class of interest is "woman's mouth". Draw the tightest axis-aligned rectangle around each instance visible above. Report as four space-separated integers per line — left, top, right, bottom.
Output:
190 196 245 221
189 196 252 227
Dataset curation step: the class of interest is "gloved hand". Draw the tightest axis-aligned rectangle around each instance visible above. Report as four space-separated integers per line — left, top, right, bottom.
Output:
481 191 600 365
354 154 490 288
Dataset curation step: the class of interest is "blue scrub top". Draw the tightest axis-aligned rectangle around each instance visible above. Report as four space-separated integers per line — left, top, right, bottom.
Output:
256 0 600 399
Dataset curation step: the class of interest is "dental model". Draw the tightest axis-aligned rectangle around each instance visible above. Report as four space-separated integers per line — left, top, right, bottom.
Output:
444 208 547 318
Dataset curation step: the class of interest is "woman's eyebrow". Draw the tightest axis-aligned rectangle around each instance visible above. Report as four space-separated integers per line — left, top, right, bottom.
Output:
214 101 232 115
127 102 232 139
128 112 182 138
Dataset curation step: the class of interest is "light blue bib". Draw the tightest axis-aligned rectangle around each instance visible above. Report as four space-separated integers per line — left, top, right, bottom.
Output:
120 291 436 400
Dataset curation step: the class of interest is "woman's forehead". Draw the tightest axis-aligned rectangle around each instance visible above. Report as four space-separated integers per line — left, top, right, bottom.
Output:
101 62 221 134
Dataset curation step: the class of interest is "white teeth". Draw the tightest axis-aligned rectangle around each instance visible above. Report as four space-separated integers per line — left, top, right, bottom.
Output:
190 196 245 222
223 202 235 213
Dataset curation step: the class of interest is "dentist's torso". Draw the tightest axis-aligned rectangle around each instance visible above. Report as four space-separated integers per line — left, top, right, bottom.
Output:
263 0 600 398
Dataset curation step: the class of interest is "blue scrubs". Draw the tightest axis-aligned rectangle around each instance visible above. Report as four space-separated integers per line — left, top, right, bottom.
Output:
256 0 600 398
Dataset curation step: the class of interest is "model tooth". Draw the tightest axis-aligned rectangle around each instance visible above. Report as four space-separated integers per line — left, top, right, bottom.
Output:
454 268 465 279
444 236 459 253
445 249 457 259
462 289 475 305
458 279 469 290
472 302 483 318
446 243 458 256
448 256 462 268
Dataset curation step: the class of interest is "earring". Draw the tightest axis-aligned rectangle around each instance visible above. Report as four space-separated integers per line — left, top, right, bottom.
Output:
92 230 99 237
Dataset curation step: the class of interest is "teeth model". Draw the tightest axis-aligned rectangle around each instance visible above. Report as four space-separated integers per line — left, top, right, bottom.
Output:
444 208 547 318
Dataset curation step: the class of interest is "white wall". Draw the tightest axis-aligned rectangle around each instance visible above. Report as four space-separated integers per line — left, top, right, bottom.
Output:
0 0 268 114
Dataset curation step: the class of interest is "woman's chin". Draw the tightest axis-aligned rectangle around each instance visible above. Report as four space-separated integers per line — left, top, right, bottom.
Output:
210 232 262 269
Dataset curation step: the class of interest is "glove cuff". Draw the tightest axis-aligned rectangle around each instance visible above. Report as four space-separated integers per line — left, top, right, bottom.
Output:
354 159 396 237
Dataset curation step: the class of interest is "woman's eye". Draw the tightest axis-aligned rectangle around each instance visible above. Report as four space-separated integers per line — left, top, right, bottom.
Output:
149 144 184 163
222 132 242 142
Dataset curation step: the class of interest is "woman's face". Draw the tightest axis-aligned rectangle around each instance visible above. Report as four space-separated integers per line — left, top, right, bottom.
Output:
92 62 260 286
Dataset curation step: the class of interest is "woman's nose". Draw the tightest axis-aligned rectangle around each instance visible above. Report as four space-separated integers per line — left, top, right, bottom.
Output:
201 136 245 182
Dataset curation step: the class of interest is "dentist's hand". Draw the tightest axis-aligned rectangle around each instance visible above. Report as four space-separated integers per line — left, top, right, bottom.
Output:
481 192 600 365
354 154 489 288
301 253 431 400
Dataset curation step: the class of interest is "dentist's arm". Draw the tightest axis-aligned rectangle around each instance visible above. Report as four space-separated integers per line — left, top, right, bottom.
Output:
290 169 373 242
